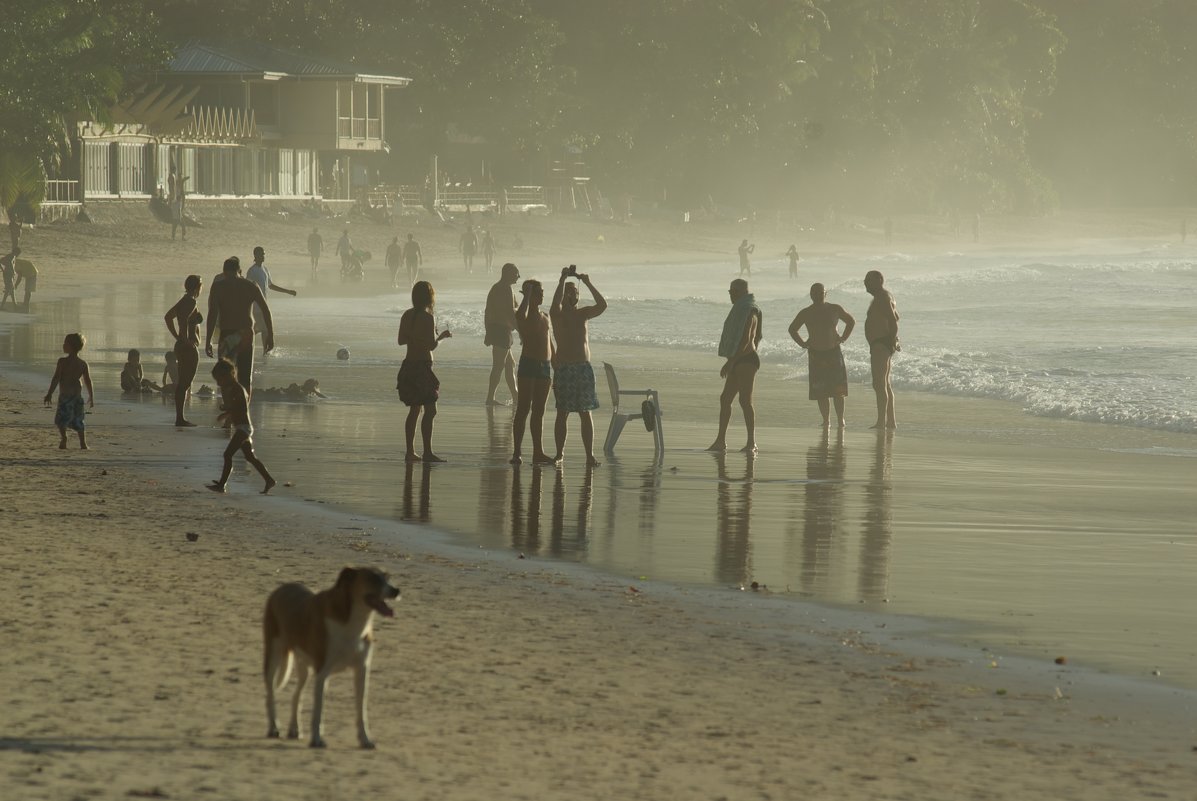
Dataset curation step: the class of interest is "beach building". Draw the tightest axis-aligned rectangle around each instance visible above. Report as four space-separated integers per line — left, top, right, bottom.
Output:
45 41 410 214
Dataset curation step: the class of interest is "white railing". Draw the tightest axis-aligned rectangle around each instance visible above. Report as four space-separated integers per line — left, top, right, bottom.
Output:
43 180 81 204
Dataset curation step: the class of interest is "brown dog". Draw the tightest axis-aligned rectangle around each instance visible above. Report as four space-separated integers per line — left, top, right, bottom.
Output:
263 567 400 748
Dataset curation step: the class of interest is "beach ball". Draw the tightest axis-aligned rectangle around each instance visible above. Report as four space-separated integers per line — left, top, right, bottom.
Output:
336 347 350 361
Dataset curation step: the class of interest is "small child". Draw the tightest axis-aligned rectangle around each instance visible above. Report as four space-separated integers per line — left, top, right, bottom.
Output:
0 252 16 309
43 332 95 449
208 358 275 494
161 350 179 392
121 349 161 394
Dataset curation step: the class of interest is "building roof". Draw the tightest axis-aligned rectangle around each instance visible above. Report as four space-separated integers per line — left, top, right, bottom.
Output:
167 41 411 86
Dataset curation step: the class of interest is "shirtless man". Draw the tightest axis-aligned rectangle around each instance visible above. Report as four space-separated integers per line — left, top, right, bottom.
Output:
789 283 855 429
484 262 520 406
205 256 273 396
549 266 608 465
864 270 899 429
511 279 555 465
709 279 762 452
403 233 423 285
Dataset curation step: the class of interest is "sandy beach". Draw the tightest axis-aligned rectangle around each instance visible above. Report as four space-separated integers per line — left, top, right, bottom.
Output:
3 208 1196 799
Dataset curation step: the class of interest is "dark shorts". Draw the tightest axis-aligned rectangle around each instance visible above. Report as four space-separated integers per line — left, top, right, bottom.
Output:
219 331 254 391
517 356 551 381
396 360 440 407
485 324 514 349
55 394 86 432
553 362 599 412
808 346 848 400
869 336 900 355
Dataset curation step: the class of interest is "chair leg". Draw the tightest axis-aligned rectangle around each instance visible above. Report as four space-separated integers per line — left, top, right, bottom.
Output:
604 415 628 455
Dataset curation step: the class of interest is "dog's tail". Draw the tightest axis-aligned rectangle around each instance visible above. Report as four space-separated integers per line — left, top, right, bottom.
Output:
262 599 292 690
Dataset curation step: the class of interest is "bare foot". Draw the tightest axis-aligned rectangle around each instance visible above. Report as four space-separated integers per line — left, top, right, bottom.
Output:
706 441 727 452
533 452 559 465
510 454 523 465
207 482 226 493
837 419 847 429
740 443 758 453
485 399 505 406
261 479 277 495
423 453 446 463
404 452 422 463
869 422 885 430
176 420 197 427
586 456 602 467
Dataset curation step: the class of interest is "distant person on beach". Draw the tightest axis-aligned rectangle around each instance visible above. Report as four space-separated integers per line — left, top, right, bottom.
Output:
307 227 323 281
168 167 188 241
44 332 94 449
511 278 556 464
403 233 423 285
206 256 272 397
7 211 20 252
709 279 762 452
549 266 608 466
460 224 478 273
336 227 353 275
247 246 296 356
120 349 161 394
785 245 800 279
0 251 16 309
207 358 275 494
864 270 900 429
484 262 520 406
164 273 203 426
385 236 403 288
737 239 755 277
396 280 452 462
481 229 496 272
12 249 37 312
789 283 855 430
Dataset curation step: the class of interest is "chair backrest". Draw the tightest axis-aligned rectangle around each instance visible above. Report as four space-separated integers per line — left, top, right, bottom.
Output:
602 362 620 406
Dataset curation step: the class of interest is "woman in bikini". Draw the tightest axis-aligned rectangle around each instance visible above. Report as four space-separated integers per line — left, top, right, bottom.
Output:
164 274 204 427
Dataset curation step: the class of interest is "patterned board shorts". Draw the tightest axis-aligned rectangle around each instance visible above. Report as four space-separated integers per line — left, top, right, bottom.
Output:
396 360 440 407
55 394 86 432
808 346 848 400
553 362 600 412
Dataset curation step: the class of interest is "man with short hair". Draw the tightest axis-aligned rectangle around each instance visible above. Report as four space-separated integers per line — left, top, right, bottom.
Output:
385 236 403 288
788 283 855 430
864 270 900 429
403 233 423 286
307 227 323 281
246 246 296 356
549 266 607 465
206 256 273 395
709 278 762 452
336 227 353 276
484 262 520 406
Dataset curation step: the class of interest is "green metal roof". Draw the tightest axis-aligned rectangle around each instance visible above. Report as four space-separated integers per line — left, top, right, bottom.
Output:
168 41 411 85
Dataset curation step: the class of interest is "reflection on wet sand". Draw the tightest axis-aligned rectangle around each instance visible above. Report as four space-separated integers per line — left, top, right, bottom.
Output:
477 405 513 537
510 464 544 554
714 452 755 586
859 431 893 602
798 430 846 595
400 459 433 522
549 465 594 556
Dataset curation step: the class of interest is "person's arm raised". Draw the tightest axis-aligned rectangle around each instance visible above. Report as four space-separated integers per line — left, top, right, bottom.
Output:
580 274 607 318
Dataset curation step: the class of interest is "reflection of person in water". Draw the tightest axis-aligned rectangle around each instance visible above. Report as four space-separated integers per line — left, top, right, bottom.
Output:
800 430 846 594
477 405 514 537
714 452 755 587
509 464 544 555
549 465 595 555
400 460 433 523
859 431 893 602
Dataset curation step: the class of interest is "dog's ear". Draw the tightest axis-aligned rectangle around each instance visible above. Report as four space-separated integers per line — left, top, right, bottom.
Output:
335 566 357 588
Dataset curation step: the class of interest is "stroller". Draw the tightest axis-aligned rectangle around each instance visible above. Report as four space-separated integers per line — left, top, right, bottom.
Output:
342 248 371 282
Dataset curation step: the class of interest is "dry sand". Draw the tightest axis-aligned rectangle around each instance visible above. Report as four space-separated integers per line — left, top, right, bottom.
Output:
3 208 1197 799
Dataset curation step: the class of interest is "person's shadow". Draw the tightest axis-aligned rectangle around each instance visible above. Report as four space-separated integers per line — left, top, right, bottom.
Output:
714 451 755 587
799 429 846 594
859 430 894 602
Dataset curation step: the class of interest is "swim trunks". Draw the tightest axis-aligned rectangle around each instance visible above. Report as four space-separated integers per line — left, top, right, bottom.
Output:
219 329 255 391
808 345 848 400
55 394 86 432
553 362 600 412
517 356 551 380
235 421 254 442
484 323 514 349
396 360 440 407
868 335 900 355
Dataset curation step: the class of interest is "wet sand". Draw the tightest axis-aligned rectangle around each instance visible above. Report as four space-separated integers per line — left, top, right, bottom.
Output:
2 211 1196 798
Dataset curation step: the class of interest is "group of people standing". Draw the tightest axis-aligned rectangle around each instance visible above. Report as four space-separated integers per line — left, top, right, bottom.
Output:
710 269 900 452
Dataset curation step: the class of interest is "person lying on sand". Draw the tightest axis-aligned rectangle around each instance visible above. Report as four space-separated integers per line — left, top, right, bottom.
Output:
255 379 328 402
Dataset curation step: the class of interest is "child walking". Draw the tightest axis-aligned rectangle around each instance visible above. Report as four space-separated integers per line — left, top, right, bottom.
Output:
207 358 275 494
44 332 95 449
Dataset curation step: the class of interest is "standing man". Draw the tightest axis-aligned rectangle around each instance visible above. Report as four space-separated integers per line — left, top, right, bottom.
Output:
460 224 478 274
549 266 607 466
403 232 423 286
206 256 273 397
385 235 403 288
307 227 323 282
708 279 762 452
864 270 899 429
484 262 520 406
510 279 555 465
7 210 21 252
168 166 189 241
246 246 297 356
788 283 855 430
481 229 496 272
336 227 353 277
737 239 755 277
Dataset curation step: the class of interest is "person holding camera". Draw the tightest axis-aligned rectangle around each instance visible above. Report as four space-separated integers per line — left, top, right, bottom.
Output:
549 265 608 466
511 278 555 465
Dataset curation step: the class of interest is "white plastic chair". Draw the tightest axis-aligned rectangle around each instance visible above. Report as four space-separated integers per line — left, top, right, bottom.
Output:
602 362 664 458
